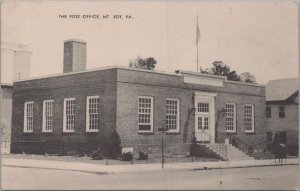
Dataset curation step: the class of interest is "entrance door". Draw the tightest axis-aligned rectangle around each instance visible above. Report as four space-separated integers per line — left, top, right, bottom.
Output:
195 102 211 143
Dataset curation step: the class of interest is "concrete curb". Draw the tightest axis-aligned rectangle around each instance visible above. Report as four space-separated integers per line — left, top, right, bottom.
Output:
2 157 298 174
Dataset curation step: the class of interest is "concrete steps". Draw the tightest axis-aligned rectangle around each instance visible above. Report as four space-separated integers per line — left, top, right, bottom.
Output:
200 143 254 161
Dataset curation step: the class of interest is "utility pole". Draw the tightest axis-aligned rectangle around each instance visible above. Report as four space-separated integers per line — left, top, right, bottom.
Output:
158 122 168 169
196 15 200 72
161 122 165 169
15 72 23 80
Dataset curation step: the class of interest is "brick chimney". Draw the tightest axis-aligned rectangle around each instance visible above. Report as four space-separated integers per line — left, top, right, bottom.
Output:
63 39 86 73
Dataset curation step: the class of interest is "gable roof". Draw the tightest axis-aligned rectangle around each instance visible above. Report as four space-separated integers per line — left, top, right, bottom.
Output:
266 78 299 101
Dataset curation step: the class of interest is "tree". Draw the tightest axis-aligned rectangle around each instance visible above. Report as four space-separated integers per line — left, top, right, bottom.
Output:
129 56 157 70
108 129 122 159
200 61 241 81
240 72 256 83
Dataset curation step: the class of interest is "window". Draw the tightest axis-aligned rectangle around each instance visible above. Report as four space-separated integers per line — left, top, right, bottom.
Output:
24 101 34 133
63 98 75 132
166 99 180 132
43 100 53 133
138 96 153 132
86 96 100 132
244 104 254 133
197 116 209 130
226 103 236 133
279 106 285 118
266 132 272 142
198 102 209 113
266 106 272 118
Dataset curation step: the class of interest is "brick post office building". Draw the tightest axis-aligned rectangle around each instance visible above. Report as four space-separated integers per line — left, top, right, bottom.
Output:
11 39 267 157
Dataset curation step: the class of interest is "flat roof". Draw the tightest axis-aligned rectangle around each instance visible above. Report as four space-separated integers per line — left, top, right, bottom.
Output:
14 65 265 87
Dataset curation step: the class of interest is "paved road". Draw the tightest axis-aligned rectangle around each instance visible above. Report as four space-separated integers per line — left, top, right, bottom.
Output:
2 165 298 190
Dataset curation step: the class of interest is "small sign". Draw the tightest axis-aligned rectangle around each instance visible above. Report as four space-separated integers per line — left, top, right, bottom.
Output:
122 147 133 154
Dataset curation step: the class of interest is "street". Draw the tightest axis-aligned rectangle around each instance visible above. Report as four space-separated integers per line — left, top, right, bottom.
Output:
1 165 298 190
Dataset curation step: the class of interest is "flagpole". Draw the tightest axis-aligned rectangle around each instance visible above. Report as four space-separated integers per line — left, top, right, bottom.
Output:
197 15 199 72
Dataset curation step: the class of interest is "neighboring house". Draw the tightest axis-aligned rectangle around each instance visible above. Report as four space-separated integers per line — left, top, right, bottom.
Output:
266 78 299 155
11 39 267 157
0 42 31 154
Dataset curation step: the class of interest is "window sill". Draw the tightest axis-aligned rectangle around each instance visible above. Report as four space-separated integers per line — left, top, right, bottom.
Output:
245 131 255 134
166 131 180 135
138 131 154 135
62 131 75 134
42 131 53 133
226 131 237 134
86 130 99 133
23 131 33 134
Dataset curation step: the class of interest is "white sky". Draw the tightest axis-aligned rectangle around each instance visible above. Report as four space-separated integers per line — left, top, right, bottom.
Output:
1 0 299 84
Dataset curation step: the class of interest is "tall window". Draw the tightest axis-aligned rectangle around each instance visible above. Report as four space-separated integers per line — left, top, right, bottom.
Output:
244 104 254 133
138 96 153 132
24 101 34 133
279 106 285 118
43 100 53 133
166 99 180 132
86 96 100 132
266 106 272 118
63 98 75 132
226 103 236 133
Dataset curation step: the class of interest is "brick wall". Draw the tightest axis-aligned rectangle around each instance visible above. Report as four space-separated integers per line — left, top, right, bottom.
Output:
216 92 267 152
116 82 195 156
11 67 267 156
116 68 266 156
11 69 118 154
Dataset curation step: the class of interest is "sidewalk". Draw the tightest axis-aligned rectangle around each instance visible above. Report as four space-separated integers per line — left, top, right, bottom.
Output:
2 157 298 174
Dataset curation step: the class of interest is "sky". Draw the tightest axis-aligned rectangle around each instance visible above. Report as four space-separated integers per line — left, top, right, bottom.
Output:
1 0 299 84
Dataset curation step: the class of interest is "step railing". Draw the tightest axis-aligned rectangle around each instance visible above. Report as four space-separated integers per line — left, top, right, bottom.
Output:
232 137 268 158
206 144 228 161
208 143 253 160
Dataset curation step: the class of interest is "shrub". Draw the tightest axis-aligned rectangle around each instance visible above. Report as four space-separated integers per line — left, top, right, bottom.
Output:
108 129 122 159
138 151 148 160
189 132 198 157
248 146 254 156
91 148 103 160
122 152 133 161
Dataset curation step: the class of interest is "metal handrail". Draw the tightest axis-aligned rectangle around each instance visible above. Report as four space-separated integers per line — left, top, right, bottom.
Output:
232 136 267 156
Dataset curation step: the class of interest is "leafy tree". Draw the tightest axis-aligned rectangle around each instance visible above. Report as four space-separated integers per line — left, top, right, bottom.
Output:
108 129 122 159
129 56 157 70
240 72 256 83
200 61 241 82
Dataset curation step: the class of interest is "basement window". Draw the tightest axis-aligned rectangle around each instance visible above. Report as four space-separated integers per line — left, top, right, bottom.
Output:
138 96 153 133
